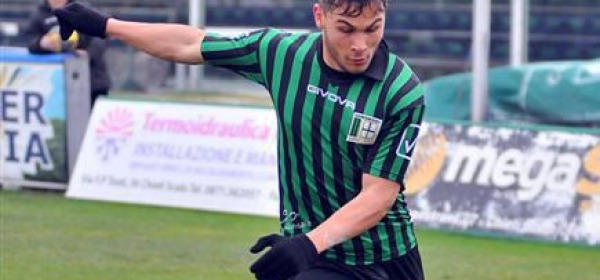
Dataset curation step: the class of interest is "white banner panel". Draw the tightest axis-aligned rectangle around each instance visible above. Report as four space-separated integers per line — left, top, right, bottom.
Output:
1 62 66 185
68 99 279 217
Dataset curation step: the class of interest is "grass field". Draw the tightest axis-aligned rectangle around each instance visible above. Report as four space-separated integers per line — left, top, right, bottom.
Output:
1 190 599 280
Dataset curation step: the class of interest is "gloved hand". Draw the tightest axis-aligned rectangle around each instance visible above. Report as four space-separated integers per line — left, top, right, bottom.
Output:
249 234 319 280
53 2 109 40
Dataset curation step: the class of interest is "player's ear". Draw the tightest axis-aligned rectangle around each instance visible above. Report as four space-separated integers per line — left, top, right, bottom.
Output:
313 3 324 29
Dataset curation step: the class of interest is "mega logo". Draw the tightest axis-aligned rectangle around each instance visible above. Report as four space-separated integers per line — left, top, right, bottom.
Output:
405 124 600 205
443 145 581 201
95 108 134 161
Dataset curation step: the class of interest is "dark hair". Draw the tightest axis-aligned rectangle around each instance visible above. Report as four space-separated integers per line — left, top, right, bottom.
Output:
319 0 387 17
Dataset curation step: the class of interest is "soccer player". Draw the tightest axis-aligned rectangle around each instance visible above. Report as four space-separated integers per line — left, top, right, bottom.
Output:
53 0 425 279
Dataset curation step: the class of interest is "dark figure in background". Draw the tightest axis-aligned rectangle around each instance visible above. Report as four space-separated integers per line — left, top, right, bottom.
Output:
26 0 112 109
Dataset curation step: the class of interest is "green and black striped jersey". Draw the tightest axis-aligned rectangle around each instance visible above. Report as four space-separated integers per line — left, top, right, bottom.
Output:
202 28 425 266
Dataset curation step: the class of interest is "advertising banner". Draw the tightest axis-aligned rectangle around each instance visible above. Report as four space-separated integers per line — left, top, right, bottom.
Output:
1 61 68 185
67 99 599 245
405 123 600 246
67 99 280 217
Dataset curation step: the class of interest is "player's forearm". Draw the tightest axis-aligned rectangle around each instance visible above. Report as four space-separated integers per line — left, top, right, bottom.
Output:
106 18 205 64
307 176 400 253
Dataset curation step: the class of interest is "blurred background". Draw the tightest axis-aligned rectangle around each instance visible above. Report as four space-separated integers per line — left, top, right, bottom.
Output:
2 0 598 96
2 2 599 279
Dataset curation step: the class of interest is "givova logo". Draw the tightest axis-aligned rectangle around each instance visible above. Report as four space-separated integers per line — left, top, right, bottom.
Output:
95 108 134 161
307 84 356 110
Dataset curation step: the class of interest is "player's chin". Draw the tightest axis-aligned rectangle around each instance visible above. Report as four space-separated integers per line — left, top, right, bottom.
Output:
343 60 371 74
345 65 370 74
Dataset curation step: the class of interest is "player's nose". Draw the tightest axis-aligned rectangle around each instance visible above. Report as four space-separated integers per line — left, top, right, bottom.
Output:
350 35 368 53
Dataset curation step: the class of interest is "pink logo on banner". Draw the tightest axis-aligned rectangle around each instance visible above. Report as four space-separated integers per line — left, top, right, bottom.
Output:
95 108 134 161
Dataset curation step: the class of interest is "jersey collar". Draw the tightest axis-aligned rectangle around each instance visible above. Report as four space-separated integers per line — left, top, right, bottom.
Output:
316 34 389 82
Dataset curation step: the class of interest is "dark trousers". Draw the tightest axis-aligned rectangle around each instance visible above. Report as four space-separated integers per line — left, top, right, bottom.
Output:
294 246 424 280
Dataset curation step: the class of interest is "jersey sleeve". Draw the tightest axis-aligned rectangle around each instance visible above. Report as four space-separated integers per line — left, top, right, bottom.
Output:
201 28 272 85
363 100 425 186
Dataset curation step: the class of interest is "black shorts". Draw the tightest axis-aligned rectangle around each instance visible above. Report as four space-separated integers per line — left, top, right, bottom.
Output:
294 246 424 280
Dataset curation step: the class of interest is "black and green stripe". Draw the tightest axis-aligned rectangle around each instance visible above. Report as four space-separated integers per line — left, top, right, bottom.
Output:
202 28 425 265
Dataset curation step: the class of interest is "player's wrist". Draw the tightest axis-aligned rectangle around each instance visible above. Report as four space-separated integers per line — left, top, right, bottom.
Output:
292 234 319 260
306 232 328 254
104 18 123 39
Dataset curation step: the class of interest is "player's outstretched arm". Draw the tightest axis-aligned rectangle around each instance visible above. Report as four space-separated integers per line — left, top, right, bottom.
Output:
106 19 206 64
54 2 206 64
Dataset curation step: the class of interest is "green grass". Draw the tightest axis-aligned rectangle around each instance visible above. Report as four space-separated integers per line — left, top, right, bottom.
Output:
1 190 598 280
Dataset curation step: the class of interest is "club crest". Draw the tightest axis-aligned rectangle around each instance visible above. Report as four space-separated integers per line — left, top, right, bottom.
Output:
346 113 382 145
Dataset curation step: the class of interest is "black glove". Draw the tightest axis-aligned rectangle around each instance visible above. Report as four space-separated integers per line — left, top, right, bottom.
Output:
53 2 109 40
249 234 319 280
